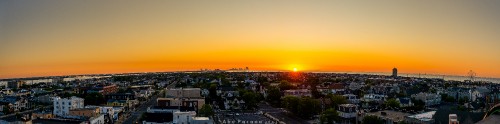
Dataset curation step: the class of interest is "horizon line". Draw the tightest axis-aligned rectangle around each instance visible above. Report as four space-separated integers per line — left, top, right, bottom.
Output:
1 69 499 81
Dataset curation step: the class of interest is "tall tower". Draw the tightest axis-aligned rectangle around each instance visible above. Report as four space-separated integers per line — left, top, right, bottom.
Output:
392 68 398 77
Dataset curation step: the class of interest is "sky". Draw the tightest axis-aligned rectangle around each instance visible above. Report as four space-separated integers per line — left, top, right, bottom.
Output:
1 0 500 79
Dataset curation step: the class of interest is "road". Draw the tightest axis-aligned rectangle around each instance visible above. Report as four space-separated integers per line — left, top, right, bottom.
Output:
258 102 309 124
118 81 176 124
119 95 158 124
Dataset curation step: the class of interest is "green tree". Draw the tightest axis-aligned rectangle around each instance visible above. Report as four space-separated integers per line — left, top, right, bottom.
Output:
458 97 469 104
411 99 425 111
385 98 400 109
84 93 105 105
328 94 347 108
3 105 12 115
320 108 339 124
362 115 383 124
242 91 258 109
297 97 321 119
209 83 218 98
278 80 296 90
198 104 215 117
282 96 300 113
266 86 282 107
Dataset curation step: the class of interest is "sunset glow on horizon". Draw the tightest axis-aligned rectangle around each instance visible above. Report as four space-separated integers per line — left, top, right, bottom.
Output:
1 0 500 79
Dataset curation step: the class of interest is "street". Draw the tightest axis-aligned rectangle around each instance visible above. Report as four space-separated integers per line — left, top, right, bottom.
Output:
258 102 309 124
117 81 176 124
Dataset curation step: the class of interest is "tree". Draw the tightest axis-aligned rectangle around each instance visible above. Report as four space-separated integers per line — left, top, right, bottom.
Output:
242 91 258 109
266 86 282 107
84 93 105 105
278 80 296 91
198 104 215 117
458 97 469 104
209 83 218 98
282 96 300 113
441 94 455 103
328 94 347 108
3 105 12 115
362 115 383 124
320 108 339 124
385 98 400 109
297 97 321 119
411 99 425 111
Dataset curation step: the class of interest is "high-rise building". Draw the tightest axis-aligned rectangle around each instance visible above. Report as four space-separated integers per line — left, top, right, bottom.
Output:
392 68 398 77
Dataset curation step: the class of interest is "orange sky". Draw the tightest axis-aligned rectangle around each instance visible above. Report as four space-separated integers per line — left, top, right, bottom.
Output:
1 0 500 79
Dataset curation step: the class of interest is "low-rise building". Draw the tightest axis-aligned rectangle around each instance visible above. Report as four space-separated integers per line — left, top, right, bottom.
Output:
157 98 205 110
338 104 357 123
284 89 312 97
69 108 100 118
449 114 459 124
411 93 441 106
32 111 54 119
166 88 201 98
398 98 413 107
1 89 13 95
53 96 84 117
343 94 360 104
318 83 345 95
362 94 387 103
1 96 31 112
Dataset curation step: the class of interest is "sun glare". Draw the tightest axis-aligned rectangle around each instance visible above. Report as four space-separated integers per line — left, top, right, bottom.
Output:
293 68 298 72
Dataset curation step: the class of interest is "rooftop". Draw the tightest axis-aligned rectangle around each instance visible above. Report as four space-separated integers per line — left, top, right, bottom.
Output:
192 117 210 120
143 113 174 123
407 111 436 122
367 110 411 122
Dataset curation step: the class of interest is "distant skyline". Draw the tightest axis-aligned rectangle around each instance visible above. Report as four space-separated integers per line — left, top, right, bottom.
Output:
1 0 500 79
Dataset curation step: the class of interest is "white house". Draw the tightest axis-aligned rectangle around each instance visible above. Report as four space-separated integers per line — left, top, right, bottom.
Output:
53 96 84 117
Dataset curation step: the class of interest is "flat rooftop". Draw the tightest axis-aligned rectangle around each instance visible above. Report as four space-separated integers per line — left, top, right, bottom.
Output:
367 110 411 122
407 111 436 122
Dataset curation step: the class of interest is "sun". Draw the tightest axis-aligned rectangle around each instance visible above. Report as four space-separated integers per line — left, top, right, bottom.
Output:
293 68 298 72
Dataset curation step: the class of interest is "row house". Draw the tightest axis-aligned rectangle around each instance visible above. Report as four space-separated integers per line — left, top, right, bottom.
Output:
317 83 346 95
411 92 441 107
284 89 312 97
0 96 31 112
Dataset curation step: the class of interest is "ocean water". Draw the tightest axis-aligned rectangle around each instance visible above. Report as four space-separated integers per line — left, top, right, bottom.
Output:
321 72 500 84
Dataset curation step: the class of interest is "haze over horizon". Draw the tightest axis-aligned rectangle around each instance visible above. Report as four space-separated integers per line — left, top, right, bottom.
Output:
1 0 500 79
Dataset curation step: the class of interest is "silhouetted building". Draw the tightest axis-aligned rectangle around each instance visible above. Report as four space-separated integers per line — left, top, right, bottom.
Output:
392 68 398 77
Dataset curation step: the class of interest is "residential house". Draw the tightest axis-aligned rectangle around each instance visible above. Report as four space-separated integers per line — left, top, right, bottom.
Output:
284 89 312 97
318 83 346 95
1 96 31 112
411 93 441 107
343 94 360 104
338 104 357 123
398 98 413 107
157 98 205 110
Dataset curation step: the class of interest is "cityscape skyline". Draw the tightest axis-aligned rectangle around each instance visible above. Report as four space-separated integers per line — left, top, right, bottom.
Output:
1 0 500 79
